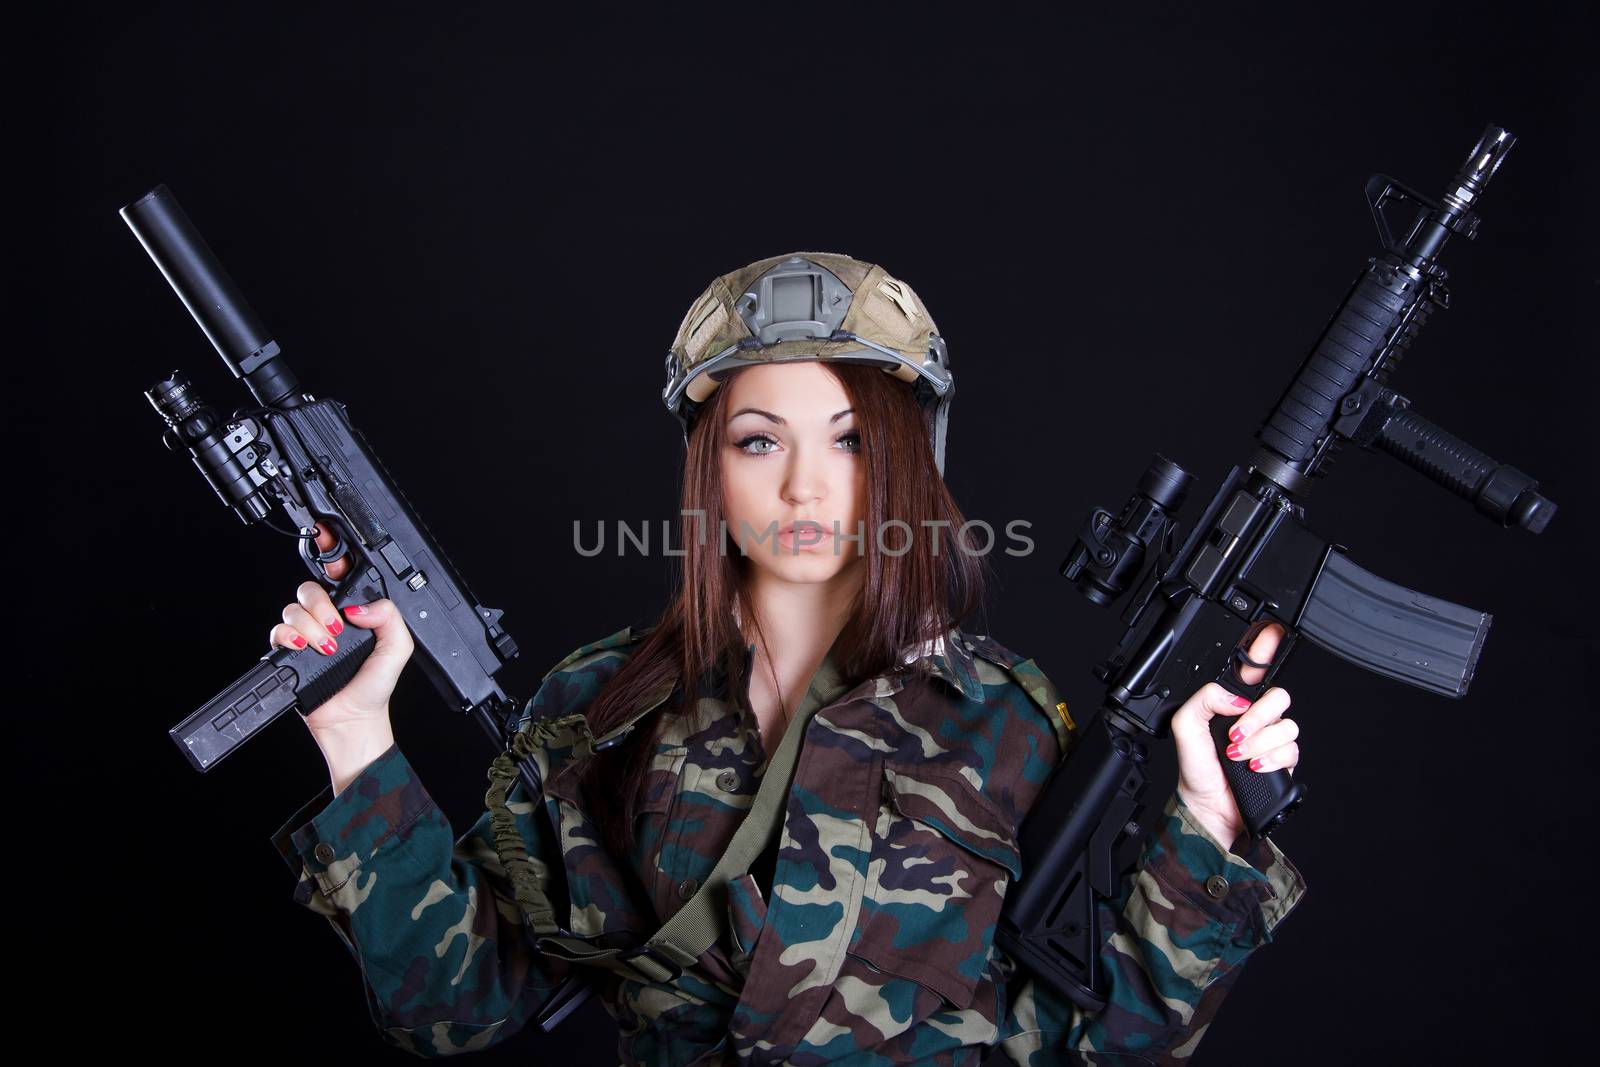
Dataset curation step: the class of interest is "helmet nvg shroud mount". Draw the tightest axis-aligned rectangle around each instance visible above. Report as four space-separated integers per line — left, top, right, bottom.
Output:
662 252 955 475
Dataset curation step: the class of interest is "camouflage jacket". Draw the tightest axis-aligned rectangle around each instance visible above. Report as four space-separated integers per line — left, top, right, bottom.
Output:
271 624 1306 1064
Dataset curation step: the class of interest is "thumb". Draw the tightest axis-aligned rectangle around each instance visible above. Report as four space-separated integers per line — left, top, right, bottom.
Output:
318 597 416 716
340 598 416 660
1172 682 1253 740
1171 682 1255 805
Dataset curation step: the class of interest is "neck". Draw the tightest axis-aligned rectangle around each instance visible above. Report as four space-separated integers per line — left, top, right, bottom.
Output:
737 561 864 722
741 562 860 650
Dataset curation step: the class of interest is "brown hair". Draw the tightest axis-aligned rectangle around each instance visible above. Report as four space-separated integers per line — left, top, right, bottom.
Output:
574 362 992 859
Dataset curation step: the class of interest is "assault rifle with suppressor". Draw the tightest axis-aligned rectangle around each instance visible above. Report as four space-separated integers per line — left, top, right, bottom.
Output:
128 185 525 779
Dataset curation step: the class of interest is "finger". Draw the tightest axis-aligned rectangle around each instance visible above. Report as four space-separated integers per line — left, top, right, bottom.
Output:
313 522 351 581
282 601 339 655
296 579 346 640
1240 740 1299 774
1236 621 1286 687
268 622 311 652
1225 715 1300 763
1228 686 1292 743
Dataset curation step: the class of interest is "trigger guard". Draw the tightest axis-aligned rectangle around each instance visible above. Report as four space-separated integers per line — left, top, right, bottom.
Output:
312 526 346 563
1231 644 1274 672
1231 616 1285 674
298 523 347 586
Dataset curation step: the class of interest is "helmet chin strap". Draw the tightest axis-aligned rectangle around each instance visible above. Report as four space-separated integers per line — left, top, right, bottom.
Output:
930 389 952 477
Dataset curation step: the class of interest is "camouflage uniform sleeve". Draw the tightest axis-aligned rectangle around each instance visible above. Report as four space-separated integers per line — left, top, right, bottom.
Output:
268 720 574 1055
992 670 1308 1066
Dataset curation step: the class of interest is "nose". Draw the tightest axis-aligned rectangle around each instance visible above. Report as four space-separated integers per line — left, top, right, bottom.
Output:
781 442 827 506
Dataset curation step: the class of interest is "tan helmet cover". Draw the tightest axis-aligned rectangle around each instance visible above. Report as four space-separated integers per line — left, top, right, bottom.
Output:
662 252 954 472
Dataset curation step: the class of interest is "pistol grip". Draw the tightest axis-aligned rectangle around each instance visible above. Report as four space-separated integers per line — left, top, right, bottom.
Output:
1209 710 1306 840
169 624 376 773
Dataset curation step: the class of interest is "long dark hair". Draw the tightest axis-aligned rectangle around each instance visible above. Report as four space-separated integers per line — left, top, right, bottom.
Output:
573 361 992 859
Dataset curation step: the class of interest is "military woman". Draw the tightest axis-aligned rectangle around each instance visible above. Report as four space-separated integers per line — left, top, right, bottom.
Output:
266 253 1306 1064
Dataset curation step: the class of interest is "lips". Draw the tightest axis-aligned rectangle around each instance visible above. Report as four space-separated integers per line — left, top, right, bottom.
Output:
776 520 833 549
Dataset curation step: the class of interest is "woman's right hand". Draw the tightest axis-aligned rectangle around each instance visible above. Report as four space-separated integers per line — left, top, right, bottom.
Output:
268 523 416 737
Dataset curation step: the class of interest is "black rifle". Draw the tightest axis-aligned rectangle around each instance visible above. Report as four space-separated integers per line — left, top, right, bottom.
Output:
997 124 1555 1011
128 184 602 1031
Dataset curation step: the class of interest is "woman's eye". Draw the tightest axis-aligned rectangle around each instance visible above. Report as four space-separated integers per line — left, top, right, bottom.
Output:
732 432 859 455
734 434 778 455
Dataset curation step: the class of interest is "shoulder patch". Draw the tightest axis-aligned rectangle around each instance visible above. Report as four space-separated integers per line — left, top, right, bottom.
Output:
540 623 650 683
966 633 1075 751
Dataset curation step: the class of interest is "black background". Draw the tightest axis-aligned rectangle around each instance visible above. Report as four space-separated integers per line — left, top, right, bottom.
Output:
21 4 1596 1063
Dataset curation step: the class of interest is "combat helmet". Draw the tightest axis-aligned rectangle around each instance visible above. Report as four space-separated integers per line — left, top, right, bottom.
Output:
662 253 955 475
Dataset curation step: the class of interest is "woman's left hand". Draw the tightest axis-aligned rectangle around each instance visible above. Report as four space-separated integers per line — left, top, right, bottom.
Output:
1170 622 1300 850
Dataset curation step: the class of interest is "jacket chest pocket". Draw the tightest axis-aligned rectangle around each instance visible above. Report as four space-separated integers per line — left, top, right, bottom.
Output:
545 743 688 939
633 743 696 925
845 760 1022 1009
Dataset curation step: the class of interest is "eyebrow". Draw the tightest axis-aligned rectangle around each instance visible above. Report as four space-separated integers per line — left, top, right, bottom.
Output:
728 407 854 426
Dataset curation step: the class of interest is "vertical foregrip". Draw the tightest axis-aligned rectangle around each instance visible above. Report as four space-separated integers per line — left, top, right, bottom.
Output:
1373 405 1554 531
1375 408 1496 498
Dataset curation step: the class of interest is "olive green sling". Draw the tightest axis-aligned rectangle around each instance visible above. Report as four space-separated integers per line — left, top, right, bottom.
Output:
482 639 849 985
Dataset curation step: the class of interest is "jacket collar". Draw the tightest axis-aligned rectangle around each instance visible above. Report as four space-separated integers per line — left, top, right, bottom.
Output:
595 617 988 761
716 600 987 708
733 619 986 705
904 627 985 702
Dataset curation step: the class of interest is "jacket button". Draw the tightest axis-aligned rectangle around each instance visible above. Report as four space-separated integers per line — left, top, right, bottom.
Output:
313 842 336 865
1205 874 1230 899
677 877 699 900
716 770 739 792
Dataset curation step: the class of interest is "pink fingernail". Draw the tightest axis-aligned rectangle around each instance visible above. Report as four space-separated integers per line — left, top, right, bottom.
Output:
319 638 337 655
290 634 308 649
325 616 344 637
344 604 366 616
1249 757 1264 771
1230 695 1252 708
1228 726 1243 744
